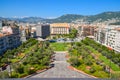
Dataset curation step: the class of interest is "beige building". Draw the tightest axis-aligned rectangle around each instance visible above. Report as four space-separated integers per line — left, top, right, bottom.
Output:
50 23 70 35
0 26 21 55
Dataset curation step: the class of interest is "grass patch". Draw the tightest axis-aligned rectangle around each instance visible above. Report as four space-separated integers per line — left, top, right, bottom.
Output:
50 42 70 51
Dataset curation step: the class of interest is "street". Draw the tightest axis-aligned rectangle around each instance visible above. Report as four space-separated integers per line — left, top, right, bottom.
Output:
30 52 91 78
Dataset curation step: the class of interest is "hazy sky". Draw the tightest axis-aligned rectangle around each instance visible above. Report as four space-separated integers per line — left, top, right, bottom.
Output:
0 0 120 18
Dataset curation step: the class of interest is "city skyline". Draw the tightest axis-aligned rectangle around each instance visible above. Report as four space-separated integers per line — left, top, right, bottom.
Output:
0 0 120 18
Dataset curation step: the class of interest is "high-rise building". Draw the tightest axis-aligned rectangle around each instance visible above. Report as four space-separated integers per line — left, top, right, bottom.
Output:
36 24 50 39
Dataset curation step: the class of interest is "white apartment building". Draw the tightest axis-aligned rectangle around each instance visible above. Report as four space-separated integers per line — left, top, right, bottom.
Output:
94 25 120 52
105 28 120 52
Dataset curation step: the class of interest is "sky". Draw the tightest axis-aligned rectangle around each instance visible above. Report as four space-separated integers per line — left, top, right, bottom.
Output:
0 0 120 18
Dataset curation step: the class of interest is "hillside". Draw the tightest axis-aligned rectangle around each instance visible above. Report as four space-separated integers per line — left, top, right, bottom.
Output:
87 11 120 22
44 14 85 23
0 11 120 24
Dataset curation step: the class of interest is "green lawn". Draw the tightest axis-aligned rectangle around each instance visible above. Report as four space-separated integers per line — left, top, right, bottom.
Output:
50 42 70 51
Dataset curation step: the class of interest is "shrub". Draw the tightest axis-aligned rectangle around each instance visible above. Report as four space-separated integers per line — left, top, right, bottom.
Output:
10 72 19 78
28 69 36 75
16 65 24 74
0 71 9 78
69 57 81 66
23 61 27 65
90 67 96 73
84 59 93 66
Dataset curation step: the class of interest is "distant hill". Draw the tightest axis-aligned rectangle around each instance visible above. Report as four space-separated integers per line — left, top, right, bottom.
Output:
86 11 120 22
109 22 120 25
44 14 85 23
0 11 120 24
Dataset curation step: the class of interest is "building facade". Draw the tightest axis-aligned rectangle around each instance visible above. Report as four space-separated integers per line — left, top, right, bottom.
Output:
31 26 36 38
19 24 31 42
78 25 96 37
36 24 50 39
105 28 120 52
94 25 120 52
0 26 21 55
50 23 70 35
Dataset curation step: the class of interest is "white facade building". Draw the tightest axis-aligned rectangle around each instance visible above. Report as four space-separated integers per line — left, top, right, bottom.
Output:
105 29 120 52
94 25 120 52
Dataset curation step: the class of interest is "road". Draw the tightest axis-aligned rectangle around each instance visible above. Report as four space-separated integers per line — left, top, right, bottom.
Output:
30 52 91 78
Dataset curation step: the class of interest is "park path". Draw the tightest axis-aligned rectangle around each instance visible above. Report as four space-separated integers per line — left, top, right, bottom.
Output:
30 51 91 78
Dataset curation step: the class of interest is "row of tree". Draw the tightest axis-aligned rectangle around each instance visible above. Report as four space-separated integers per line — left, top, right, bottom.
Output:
0 39 54 78
10 41 54 78
0 38 38 67
82 38 120 66
68 41 109 77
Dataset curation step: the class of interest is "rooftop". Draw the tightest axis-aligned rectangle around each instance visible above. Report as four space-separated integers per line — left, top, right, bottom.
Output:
50 23 69 27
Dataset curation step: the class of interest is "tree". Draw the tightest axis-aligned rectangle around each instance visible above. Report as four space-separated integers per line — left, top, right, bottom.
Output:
1 58 8 63
16 64 24 74
69 56 81 66
69 28 78 39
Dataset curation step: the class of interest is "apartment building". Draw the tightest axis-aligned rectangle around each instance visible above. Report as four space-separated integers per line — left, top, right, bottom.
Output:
94 25 120 52
19 24 31 41
36 24 50 39
0 33 7 54
31 26 36 38
94 28 107 44
2 20 17 26
78 25 96 37
0 26 21 55
50 23 70 35
115 28 120 52
105 28 120 52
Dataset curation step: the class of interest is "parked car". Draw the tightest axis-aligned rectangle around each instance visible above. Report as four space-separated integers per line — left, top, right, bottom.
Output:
2 64 8 70
49 63 54 68
49 40 56 42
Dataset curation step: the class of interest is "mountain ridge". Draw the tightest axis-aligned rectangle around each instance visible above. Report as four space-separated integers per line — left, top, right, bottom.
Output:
0 11 120 24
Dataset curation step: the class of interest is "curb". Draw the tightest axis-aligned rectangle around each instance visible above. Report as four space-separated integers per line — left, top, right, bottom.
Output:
68 66 97 78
